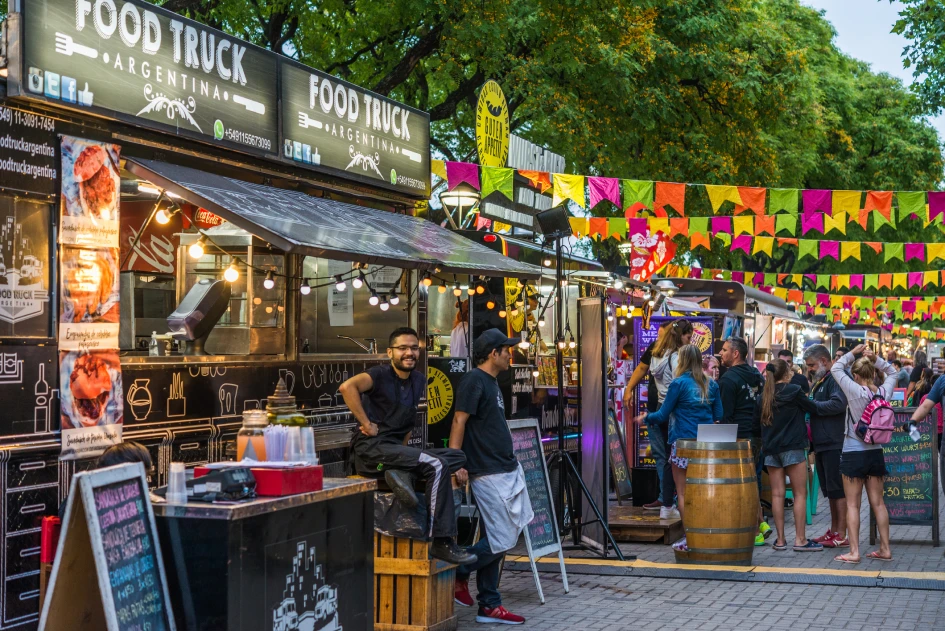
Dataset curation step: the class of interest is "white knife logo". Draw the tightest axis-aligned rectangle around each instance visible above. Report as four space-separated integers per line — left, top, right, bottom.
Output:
232 94 265 115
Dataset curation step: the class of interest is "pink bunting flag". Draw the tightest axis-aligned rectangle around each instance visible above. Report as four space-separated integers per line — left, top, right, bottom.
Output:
731 235 752 254
711 217 732 236
690 267 703 279
816 293 828 306
904 243 925 262
930 192 945 223
908 272 923 288
753 272 765 286
803 189 832 215
475 215 492 230
904 300 916 313
731 271 745 283
850 275 864 290
445 161 480 191
588 177 620 208
801 213 824 235
820 241 839 260
629 218 648 237
805 274 816 285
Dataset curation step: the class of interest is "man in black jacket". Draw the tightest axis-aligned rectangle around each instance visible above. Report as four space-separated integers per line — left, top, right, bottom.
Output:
719 337 768 544
778 349 810 393
798 344 849 548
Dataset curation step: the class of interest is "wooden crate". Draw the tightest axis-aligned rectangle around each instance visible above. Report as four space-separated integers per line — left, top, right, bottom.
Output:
374 533 458 631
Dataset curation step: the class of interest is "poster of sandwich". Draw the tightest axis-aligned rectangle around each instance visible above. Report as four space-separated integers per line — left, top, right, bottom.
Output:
59 136 120 248
59 136 123 459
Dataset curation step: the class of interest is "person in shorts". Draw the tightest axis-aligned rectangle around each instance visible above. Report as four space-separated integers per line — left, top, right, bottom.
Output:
755 360 822 552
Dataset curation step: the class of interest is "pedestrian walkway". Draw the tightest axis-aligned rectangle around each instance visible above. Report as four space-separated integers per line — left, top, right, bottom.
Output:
457 571 945 630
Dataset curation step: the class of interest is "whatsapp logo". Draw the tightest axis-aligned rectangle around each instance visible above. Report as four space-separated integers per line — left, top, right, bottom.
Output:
390 169 397 184
213 119 225 140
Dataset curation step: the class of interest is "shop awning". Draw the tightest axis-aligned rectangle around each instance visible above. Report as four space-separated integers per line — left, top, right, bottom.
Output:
125 159 542 279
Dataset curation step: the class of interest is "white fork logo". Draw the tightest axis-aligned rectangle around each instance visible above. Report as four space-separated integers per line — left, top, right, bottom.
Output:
298 111 323 129
54 33 98 59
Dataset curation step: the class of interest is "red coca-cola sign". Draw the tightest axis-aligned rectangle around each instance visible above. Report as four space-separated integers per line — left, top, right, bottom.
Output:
192 207 225 229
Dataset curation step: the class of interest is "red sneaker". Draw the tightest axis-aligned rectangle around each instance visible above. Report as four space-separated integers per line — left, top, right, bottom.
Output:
813 529 836 544
454 579 474 607
831 536 850 548
477 606 525 625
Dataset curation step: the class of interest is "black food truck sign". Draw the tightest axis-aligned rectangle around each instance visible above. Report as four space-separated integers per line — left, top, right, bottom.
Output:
9 0 432 197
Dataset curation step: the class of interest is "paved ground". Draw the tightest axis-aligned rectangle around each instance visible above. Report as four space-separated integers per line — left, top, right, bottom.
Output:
456 571 945 630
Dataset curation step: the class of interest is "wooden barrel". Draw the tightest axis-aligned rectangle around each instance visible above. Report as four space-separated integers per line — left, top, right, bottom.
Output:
676 439 759 566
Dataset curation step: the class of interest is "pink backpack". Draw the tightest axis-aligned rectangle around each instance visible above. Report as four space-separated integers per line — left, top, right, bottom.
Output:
852 391 896 445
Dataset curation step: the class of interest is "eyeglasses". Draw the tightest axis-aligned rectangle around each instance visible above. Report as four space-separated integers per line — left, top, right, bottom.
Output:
390 345 421 352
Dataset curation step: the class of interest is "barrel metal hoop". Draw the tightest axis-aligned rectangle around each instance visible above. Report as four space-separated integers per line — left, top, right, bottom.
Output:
686 546 755 555
676 440 751 451
687 476 757 485
685 526 758 535
687 458 752 465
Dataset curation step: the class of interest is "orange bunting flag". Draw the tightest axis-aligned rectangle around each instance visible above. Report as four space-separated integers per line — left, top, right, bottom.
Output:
519 170 552 194
878 273 892 289
755 215 776 236
690 232 712 250
864 191 893 221
655 182 687 216
670 218 689 238
855 209 870 230
777 237 799 247
864 242 883 254
735 187 767 215
588 217 607 237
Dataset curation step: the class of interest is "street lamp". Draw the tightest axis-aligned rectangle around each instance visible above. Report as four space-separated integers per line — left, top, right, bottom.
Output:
440 183 481 228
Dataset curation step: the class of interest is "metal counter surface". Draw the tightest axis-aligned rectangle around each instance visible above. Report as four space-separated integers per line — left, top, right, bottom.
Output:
152 477 376 521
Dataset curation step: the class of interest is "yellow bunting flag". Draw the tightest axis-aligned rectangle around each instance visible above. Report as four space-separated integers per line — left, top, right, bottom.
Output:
431 159 447 181
705 185 743 213
733 216 754 236
928 243 945 263
893 273 907 289
569 217 588 237
650 217 669 234
832 190 861 215
752 237 774 256
823 211 847 235
552 174 587 209
840 242 861 261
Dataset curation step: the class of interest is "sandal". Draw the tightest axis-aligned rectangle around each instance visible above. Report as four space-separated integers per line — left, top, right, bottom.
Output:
865 551 893 561
794 539 824 552
834 553 860 564
772 541 788 551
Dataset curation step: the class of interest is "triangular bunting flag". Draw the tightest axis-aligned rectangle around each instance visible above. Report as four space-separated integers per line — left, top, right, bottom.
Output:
832 190 861 216
569 217 588 237
755 215 775 236
735 187 766 215
481 166 515 200
897 191 926 223
446 161 481 191
432 159 447 181
928 243 945 263
731 235 752 254
519 170 552 194
840 242 861 261
885 242 904 262
801 213 824 235
799 240 817 260
904 243 925 262
655 182 686 216
621 180 654 211
669 218 689 238
864 191 893 222
864 242 883 254
775 214 797 236
752 237 774 256
705 185 743 213
769 189 799 214
733 216 754 236
589 177 621 208
823 211 847 235
552 174 586 208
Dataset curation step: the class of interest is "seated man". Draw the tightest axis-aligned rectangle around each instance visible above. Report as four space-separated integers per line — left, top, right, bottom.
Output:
339 327 474 565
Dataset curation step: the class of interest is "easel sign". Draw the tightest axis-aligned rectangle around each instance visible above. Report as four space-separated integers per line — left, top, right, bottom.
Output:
40 462 176 631
509 418 569 604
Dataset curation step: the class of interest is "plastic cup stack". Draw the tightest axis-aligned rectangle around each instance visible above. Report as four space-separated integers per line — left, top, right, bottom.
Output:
301 427 318 465
166 462 188 504
285 426 303 462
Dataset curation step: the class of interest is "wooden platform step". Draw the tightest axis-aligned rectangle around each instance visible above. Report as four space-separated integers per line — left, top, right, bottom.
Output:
609 505 684 545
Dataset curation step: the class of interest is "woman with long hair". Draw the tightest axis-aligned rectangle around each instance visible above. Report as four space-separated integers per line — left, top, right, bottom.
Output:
832 344 898 563
755 359 822 552
636 344 722 549
909 367 935 406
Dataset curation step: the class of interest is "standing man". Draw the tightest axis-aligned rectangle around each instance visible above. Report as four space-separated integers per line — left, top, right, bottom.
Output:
797 344 849 548
450 329 532 626
718 337 768 545
892 360 910 390
340 327 474 565
777 349 809 393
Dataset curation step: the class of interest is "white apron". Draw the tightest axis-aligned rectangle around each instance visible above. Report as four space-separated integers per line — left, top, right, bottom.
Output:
470 464 534 554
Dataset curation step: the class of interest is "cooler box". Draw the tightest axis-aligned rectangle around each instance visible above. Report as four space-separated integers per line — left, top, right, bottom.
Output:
193 465 323 496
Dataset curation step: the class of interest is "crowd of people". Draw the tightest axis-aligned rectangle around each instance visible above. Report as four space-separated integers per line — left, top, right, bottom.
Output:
627 318 940 563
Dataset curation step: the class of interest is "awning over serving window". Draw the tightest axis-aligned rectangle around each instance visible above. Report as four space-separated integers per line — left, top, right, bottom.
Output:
125 159 542 279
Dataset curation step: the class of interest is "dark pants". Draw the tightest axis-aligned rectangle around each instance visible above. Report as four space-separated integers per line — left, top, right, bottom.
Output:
457 530 504 609
355 441 465 538
661 433 676 508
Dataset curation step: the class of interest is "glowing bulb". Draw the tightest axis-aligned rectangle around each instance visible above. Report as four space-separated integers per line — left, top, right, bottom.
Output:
353 270 365 289
467 287 475 296
188 238 205 259
518 340 531 349
369 291 380 306
223 261 239 283
263 271 275 290
499 310 507 318
614 279 624 290
538 319 546 327
543 258 552 267
300 279 311 295
486 300 496 310
569 340 576 349
511 308 519 316
379 301 390 311
532 369 540 378
253 297 262 305
438 281 447 294
265 306 273 314
421 272 432 287
155 208 171 225
476 284 485 294
607 315 614 322
389 290 400 306
335 275 347 292
557 339 566 350
453 283 462 297
619 318 626 325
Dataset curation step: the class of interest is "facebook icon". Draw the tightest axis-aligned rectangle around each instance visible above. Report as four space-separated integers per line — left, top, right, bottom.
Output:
61 77 77 104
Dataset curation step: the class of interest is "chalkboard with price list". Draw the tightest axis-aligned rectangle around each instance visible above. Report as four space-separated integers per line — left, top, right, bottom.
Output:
39 462 175 630
870 409 939 547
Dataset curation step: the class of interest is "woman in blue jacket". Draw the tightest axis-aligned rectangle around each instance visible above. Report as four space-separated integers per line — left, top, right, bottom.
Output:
637 344 722 548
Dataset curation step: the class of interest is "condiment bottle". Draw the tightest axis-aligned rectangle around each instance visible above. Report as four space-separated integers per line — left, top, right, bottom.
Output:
266 378 307 426
237 409 268 461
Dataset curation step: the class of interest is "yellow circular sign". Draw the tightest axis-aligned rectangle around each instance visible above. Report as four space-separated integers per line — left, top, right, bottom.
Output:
691 323 713 354
475 80 510 167
426 367 454 425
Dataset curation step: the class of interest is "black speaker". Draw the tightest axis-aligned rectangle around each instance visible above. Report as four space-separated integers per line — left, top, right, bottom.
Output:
535 205 571 240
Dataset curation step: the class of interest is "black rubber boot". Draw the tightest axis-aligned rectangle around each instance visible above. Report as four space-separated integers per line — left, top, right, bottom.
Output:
384 469 419 509
431 538 478 565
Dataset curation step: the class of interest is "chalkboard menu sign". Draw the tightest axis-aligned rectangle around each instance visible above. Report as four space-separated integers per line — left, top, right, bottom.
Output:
40 463 175 631
883 411 939 525
509 419 561 556
606 409 632 500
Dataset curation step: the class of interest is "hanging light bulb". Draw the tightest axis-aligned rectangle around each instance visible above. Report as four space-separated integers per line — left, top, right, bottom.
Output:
543 258 552 267
476 282 486 294
511 308 519 316
614 279 624 290
465 284 474 296
532 369 540 378
188 237 206 259
619 317 626 326
334 275 347 292
389 289 400 306
155 207 172 225
379 300 390 311
557 337 566 350
369 290 380 306
453 283 462 297
498 309 507 318
353 269 366 289
486 299 496 310
300 279 311 295
223 259 239 283
421 272 432 287
517 279 524 288
263 270 275 290
568 335 576 349
607 314 614 322
438 281 447 294
538 318 546 328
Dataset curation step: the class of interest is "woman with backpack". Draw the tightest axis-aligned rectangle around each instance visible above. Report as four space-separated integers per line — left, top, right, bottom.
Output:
636 344 723 550
831 344 898 563
755 359 823 552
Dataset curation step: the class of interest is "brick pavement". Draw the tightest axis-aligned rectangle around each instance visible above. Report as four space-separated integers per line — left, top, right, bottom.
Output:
457 570 945 630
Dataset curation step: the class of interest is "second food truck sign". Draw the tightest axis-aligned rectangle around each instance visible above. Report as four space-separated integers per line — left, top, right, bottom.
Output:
7 0 431 197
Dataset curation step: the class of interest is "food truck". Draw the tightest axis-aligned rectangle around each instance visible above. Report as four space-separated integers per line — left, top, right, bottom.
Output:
0 0 540 627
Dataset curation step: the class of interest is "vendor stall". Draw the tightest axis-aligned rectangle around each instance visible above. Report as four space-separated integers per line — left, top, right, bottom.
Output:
0 0 540 627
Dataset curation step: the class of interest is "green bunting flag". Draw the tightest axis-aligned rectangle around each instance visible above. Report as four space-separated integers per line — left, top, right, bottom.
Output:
769 189 799 215
885 242 904 263
865 274 879 290
799 239 817 260
622 180 655 210
689 217 709 235
896 191 926 223
775 214 797 235
481 166 515 200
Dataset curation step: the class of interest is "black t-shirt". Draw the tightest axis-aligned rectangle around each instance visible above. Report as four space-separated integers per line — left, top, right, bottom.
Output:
361 364 425 441
911 364 927 384
455 368 517 476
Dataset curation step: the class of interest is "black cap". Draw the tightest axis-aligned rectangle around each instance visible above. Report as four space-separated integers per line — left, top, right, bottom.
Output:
473 328 519 358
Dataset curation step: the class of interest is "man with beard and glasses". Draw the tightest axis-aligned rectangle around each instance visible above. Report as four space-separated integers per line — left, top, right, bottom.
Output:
797 344 850 549
340 327 474 565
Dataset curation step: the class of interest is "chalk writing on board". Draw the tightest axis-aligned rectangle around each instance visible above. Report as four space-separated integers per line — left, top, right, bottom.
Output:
511 426 558 552
606 411 631 499
94 479 168 631
883 413 935 524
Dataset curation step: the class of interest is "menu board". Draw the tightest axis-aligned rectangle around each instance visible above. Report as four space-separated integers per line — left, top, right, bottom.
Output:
606 409 632 500
883 411 938 526
509 419 560 556
40 463 175 631
0 103 58 197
